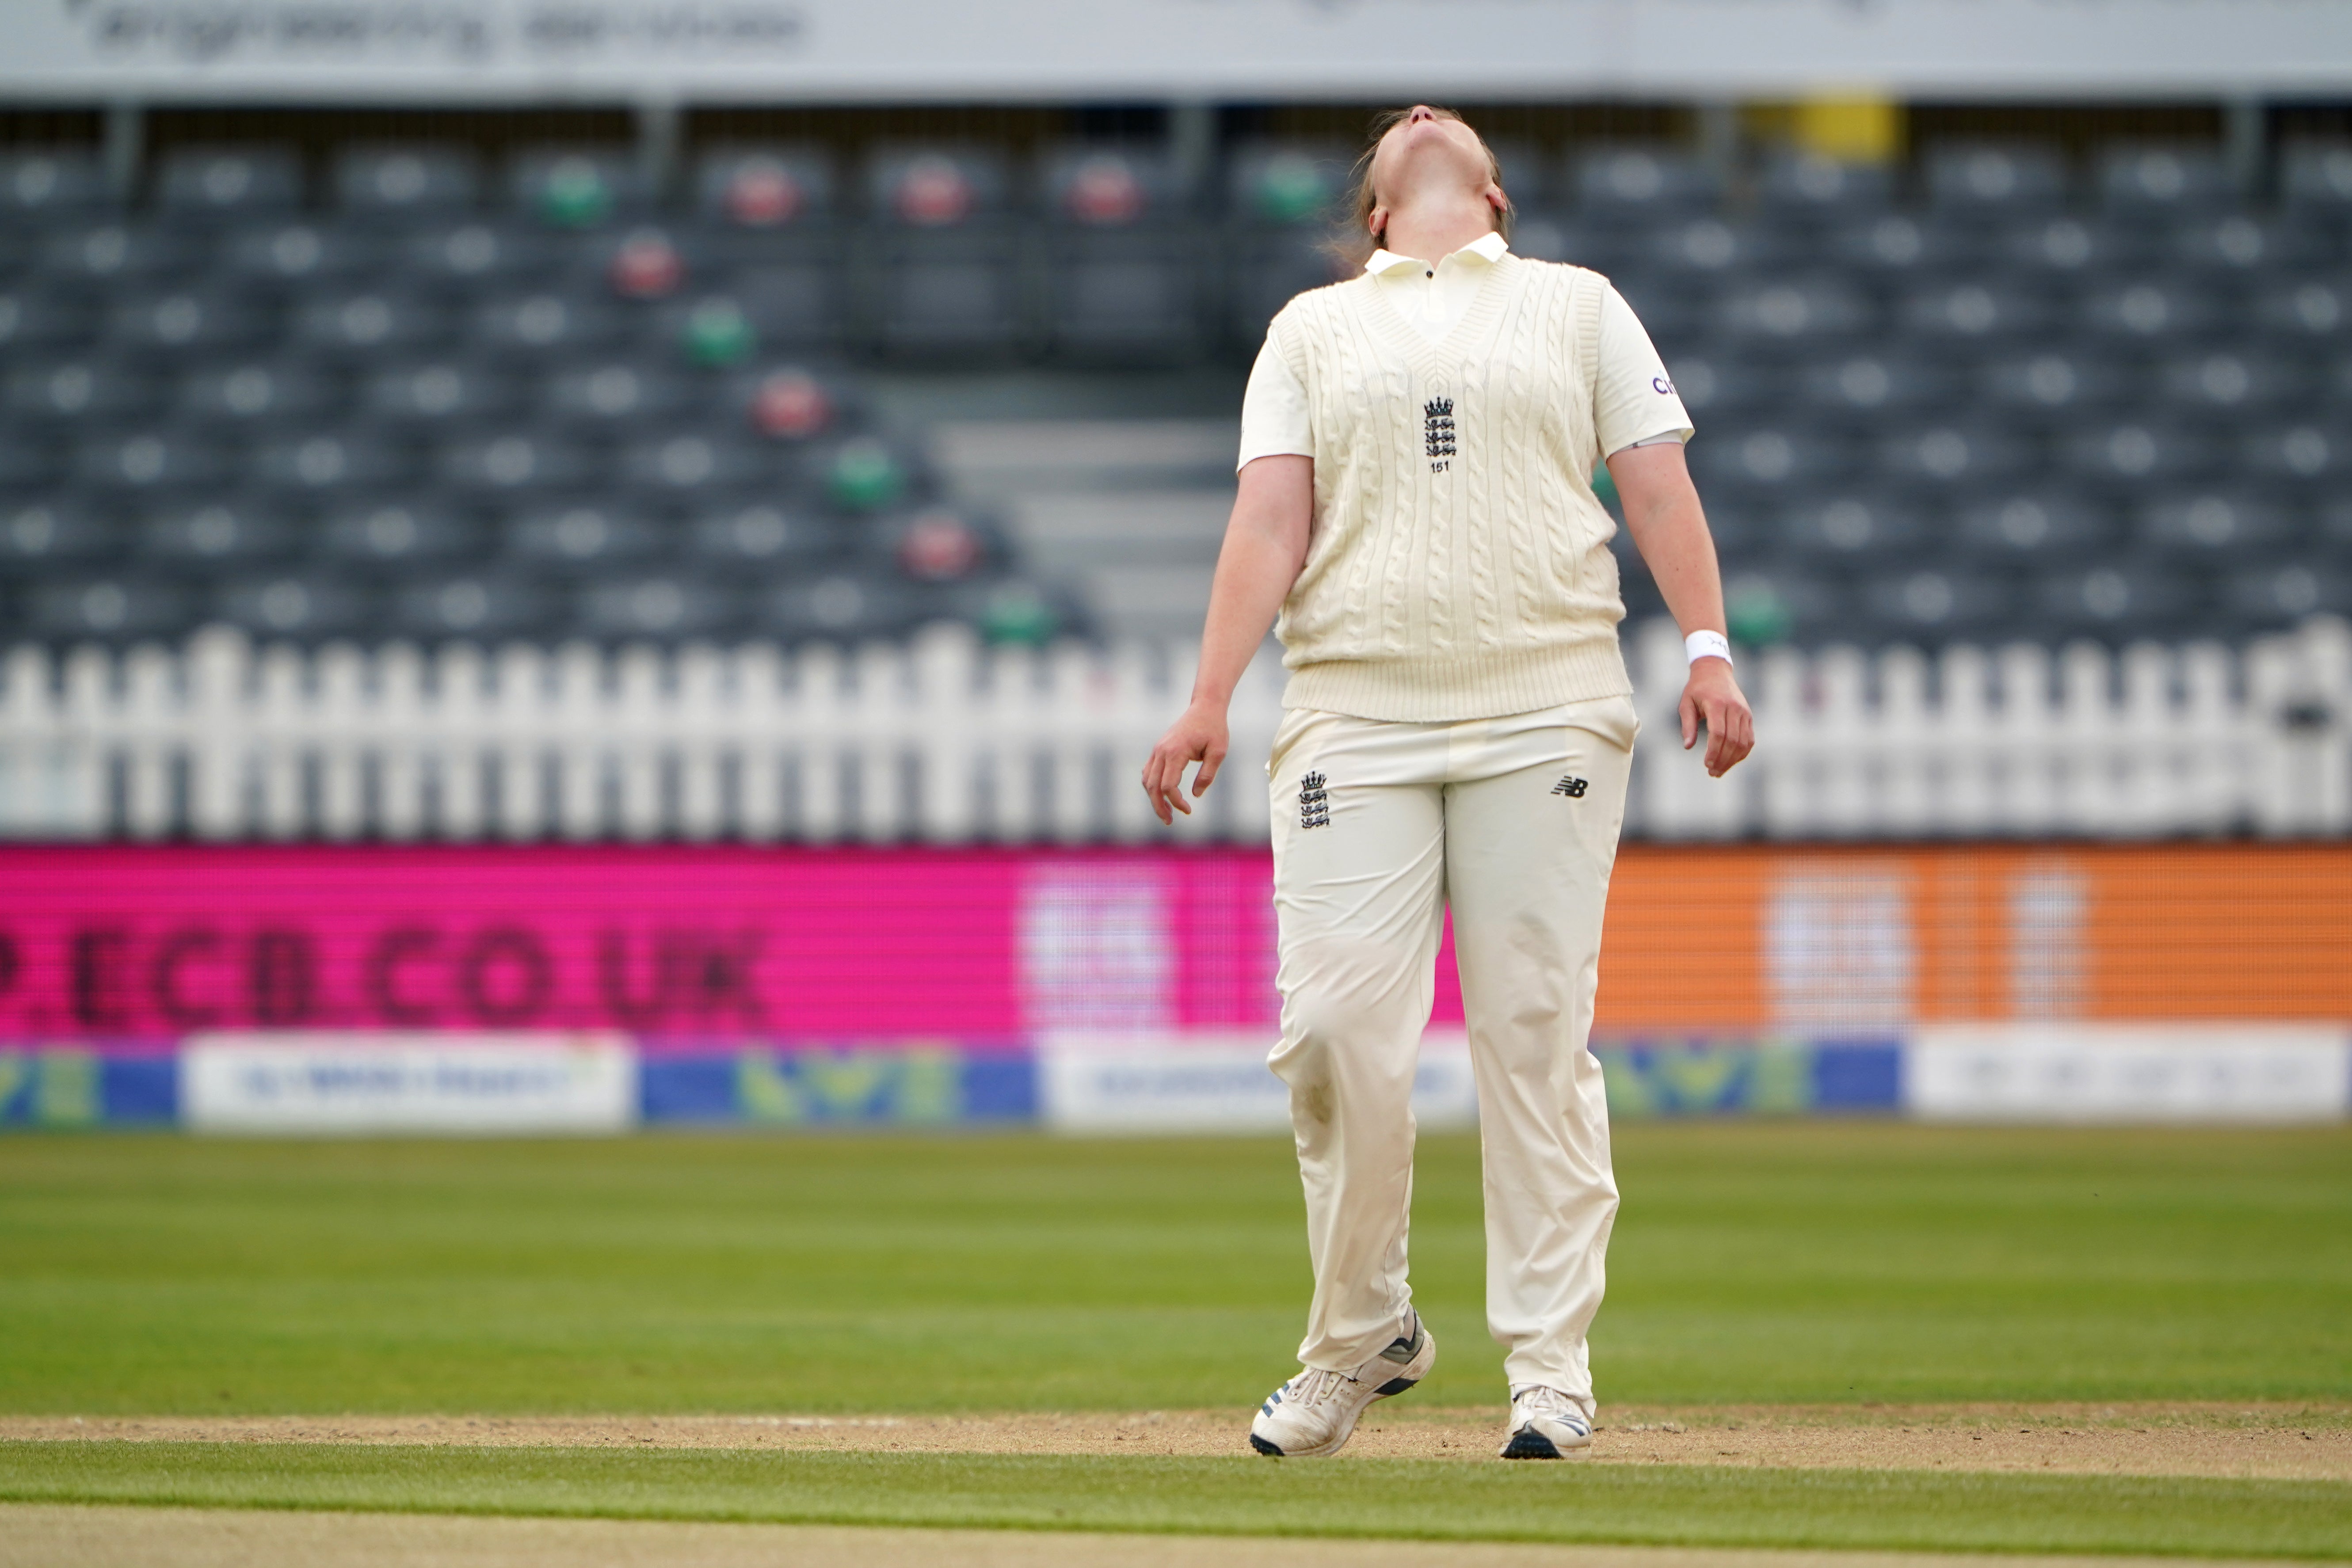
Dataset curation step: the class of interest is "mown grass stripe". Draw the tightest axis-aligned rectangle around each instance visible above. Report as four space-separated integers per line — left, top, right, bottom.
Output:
3 1442 2348 1560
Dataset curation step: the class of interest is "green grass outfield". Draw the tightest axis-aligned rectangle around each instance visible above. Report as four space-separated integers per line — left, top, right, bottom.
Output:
2 1124 2347 1556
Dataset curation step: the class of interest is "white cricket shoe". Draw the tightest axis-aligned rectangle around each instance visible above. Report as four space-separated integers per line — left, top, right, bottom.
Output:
1248 1310 1435 1458
1500 1384 1593 1459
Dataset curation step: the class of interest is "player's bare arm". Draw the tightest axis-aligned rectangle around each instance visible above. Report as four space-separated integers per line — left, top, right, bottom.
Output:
1609 439 1757 779
1141 453 1312 823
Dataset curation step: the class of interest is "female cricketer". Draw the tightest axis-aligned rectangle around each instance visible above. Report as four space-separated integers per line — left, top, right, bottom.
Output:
1141 106 1756 1461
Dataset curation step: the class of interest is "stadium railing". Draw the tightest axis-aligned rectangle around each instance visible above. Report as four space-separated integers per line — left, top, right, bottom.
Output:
0 616 2344 844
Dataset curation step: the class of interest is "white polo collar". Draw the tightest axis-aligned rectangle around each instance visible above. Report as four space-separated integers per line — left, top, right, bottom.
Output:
1365 230 1510 276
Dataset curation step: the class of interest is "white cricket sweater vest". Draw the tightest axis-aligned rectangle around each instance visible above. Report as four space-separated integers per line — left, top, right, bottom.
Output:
1268 255 1632 722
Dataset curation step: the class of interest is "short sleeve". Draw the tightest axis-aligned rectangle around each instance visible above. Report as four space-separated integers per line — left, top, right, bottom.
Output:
1591 283 1694 458
1237 334 1314 472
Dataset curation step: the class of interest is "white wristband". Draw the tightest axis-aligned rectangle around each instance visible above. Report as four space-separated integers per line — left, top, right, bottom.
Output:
1685 630 1733 669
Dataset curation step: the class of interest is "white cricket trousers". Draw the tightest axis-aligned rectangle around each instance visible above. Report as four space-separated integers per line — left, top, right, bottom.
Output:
1266 693 1637 1411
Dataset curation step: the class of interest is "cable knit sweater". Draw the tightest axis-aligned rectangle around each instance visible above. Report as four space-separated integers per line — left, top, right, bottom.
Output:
1267 255 1632 722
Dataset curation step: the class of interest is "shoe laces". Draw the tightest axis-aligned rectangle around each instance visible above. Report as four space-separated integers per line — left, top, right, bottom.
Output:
1288 1367 1357 1407
1513 1385 1585 1425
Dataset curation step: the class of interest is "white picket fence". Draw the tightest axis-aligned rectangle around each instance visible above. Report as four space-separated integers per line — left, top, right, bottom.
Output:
0 616 2345 843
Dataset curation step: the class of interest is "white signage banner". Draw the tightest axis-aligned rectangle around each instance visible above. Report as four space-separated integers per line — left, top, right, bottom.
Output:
1 0 2346 102
1040 1029 1479 1135
1906 1024 2352 1125
183 1032 639 1134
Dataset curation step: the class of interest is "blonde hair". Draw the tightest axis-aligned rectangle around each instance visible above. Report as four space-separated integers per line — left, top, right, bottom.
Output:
1334 106 1514 268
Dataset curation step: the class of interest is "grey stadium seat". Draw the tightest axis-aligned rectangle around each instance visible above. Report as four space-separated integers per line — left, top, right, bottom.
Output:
1754 152 1894 225
214 220 380 286
2135 490 2303 561
140 495 303 566
2280 143 2352 229
26 575 194 643
1859 566 2016 646
2241 422 2351 489
402 221 557 288
1571 146 1719 224
572 574 740 642
436 429 601 494
2224 563 2352 630
472 290 629 356
0 152 112 220
176 358 346 426
7 355 164 424
2156 348 2314 419
154 147 303 224
2057 417 2219 490
391 571 551 642
543 361 697 428
362 359 523 428
2037 560 2202 641
0 438 61 490
108 288 277 355
2252 276 2351 353
0 283 100 353
1685 424 1853 498
1924 143 2069 215
319 495 487 567
2081 276 2224 346
1952 490 2118 567
2169 214 2322 278
0 493 122 570
1995 214 2161 278
335 146 482 220
2097 144 2232 225
689 501 846 569
76 429 233 492
36 223 204 289
1877 421 2035 490
1658 351 1780 419
502 501 665 569
212 573 378 642
617 431 770 498
1798 350 1960 419
1979 346 2132 417
1779 492 1932 568
1899 277 2058 350
755 570 925 643
251 427 417 493
290 286 454 359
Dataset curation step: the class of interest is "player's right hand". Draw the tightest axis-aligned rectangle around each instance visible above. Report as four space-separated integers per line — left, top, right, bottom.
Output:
1142 700 1230 824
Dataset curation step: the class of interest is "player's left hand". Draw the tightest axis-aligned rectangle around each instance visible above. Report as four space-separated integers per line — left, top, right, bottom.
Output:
1680 658 1754 778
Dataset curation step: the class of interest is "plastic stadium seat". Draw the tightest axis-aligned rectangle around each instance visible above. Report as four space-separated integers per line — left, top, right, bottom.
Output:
6 355 163 423
2156 348 2314 417
503 501 664 569
0 283 99 353
944 575 1081 645
1996 214 2162 277
2241 421 2350 489
2081 276 2222 345
155 148 303 223
2097 145 2231 224
2135 490 2301 559
1040 145 1183 227
690 501 845 568
289 286 453 358
319 495 485 567
1798 350 1959 419
1878 421 2034 490
0 152 111 219
1643 217 1793 283
362 359 522 428
2038 560 2201 641
2058 417 2218 490
1714 277 1873 348
755 569 924 643
25 575 193 643
730 365 854 444
215 220 380 285
808 435 919 514
1570 146 1719 222
509 150 642 228
2169 214 2321 278
75 430 231 492
618 431 768 497
212 573 377 642
1780 492 1931 567
436 430 600 494
1829 213 1949 280
543 361 695 427
1720 564 1840 647
1226 143 1353 228
591 225 699 302
1924 143 2068 214
869 243 1023 361
572 574 739 641
1952 489 2118 566
1044 235 1207 364
867 146 1010 228
36 223 204 288
1979 347 2131 417
874 505 1005 585
658 278 835 363
141 495 302 566
335 146 481 218
1899 277 2058 349
697 146 836 229
2224 562 2351 629
1754 153 1893 224
472 290 627 356
1685 424 1852 496
1860 566 2014 645
252 427 416 493
176 358 344 425
2252 276 2350 352
0 493 121 570
2280 143 2352 227
108 288 275 355
391 571 550 642
402 221 557 288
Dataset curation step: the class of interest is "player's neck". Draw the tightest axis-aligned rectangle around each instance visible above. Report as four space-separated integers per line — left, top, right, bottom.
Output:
1378 190 1498 270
